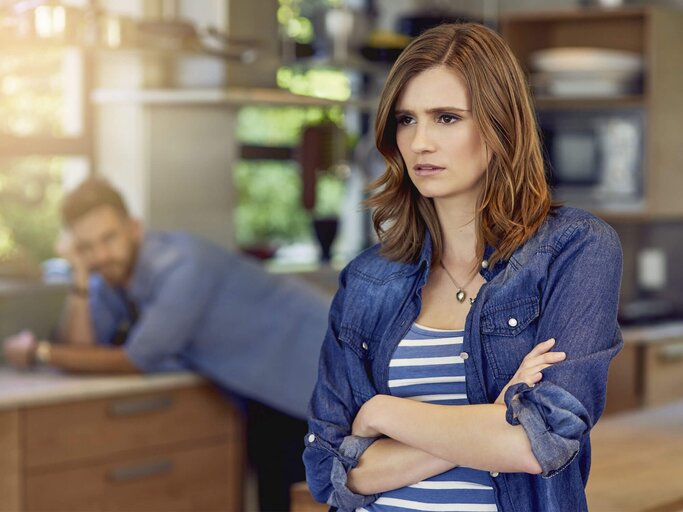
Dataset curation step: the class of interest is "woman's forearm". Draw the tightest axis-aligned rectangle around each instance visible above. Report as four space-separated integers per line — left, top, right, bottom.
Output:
356 395 542 475
347 438 456 495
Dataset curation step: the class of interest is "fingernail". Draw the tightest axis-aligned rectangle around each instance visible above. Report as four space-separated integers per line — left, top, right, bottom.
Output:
547 338 556 344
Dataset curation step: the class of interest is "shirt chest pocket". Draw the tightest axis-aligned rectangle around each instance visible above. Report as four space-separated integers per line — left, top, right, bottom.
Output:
480 296 540 381
339 327 379 405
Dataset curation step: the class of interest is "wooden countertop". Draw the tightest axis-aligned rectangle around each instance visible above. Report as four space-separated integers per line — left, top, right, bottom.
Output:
0 367 205 411
587 400 683 512
621 321 683 345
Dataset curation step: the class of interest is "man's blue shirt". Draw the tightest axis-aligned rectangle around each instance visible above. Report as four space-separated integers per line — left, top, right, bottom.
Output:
89 231 330 418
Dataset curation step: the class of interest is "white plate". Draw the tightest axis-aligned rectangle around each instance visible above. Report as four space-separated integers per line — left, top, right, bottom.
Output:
530 47 644 74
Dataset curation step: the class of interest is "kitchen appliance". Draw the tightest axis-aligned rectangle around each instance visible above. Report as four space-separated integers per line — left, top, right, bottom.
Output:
537 106 645 210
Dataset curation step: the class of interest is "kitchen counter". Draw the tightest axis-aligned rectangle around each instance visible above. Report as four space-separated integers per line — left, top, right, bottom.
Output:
621 321 683 344
0 367 204 411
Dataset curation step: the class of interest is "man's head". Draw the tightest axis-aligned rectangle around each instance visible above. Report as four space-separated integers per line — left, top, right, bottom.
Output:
61 178 141 286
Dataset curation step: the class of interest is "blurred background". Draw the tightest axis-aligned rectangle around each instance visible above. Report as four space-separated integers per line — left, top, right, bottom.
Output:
0 0 682 511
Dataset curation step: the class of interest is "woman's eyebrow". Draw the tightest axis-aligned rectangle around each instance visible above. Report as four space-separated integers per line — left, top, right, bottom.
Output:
394 106 470 115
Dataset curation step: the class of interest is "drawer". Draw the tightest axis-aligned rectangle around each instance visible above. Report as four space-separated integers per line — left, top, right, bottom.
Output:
24 439 243 512
23 383 243 469
643 338 683 407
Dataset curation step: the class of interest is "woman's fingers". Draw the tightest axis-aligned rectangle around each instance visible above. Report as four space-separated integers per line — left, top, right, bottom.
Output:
525 338 556 359
523 350 566 369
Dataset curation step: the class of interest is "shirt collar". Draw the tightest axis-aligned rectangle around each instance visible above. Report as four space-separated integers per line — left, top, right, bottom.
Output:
412 229 508 280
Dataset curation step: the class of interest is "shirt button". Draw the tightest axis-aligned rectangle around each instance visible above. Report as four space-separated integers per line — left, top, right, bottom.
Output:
508 317 518 328
481 260 489 269
307 434 316 443
460 352 469 360
490 471 500 478
361 342 369 350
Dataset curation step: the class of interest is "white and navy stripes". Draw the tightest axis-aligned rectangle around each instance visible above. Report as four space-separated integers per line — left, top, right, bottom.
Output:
358 323 498 512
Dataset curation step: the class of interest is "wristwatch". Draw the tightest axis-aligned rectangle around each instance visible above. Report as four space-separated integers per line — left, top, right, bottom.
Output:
34 341 52 365
70 283 89 297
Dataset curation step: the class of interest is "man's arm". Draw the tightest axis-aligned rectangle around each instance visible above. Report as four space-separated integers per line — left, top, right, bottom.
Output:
56 286 97 345
55 234 96 345
3 331 139 373
47 343 140 373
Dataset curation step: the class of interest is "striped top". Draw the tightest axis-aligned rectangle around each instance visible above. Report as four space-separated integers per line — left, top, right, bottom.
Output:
358 323 498 512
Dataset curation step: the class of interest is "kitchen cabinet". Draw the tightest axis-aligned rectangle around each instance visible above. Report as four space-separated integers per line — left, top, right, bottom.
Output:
0 370 244 512
605 324 683 415
500 6 683 219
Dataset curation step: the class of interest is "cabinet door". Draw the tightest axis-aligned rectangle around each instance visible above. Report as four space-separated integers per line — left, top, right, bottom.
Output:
644 338 683 407
0 410 21 512
24 439 242 512
604 343 640 415
23 384 241 469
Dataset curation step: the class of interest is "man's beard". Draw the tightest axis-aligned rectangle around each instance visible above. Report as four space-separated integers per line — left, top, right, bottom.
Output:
95 243 139 287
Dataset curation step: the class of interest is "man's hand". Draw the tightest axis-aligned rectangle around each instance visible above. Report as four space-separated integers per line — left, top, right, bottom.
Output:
495 338 566 404
3 330 38 369
55 231 89 286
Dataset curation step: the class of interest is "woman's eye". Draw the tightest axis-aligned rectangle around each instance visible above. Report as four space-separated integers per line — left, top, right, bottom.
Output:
396 115 414 126
438 114 460 124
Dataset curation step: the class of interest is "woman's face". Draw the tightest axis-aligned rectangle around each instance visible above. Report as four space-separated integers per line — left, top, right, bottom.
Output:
395 65 491 206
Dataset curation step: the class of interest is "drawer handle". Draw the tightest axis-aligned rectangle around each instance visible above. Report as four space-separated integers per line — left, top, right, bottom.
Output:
659 344 683 363
109 460 173 482
109 395 174 416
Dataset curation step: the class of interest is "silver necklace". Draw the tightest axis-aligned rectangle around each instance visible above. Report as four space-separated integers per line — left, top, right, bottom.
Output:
439 261 479 305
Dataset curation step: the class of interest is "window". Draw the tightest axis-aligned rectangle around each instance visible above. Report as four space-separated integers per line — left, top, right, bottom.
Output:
0 43 90 277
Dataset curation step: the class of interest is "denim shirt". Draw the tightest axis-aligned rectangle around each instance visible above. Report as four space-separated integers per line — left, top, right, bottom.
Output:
304 206 623 512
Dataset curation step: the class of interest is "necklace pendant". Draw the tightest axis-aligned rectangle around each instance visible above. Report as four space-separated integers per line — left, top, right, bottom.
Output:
456 290 466 303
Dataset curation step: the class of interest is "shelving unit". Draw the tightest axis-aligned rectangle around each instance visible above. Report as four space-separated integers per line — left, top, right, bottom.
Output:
501 6 683 219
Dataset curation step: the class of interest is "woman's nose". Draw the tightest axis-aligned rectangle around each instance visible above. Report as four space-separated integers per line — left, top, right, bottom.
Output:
410 124 436 154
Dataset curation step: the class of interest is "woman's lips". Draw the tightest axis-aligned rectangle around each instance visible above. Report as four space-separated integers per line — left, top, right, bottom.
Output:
413 164 445 176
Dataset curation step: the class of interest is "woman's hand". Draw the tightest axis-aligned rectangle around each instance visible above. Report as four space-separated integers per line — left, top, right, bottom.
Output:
495 338 565 404
352 395 387 437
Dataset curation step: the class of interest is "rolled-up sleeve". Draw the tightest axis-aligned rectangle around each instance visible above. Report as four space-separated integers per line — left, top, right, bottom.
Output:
504 217 623 477
304 267 379 511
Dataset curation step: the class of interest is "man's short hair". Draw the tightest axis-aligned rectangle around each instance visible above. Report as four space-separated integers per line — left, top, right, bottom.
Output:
61 178 129 227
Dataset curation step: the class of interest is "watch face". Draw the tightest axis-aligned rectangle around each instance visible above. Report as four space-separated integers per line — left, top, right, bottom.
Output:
35 342 52 364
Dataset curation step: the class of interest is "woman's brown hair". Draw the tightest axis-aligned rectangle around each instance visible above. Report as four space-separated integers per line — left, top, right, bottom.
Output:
366 22 553 267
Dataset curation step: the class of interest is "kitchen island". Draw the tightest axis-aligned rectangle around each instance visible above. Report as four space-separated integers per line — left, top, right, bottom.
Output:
0 367 244 512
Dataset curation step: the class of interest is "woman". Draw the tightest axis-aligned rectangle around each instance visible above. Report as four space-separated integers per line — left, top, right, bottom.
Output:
304 23 622 512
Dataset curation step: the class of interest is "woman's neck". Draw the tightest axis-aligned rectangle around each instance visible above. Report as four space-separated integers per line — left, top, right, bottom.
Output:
433 196 480 271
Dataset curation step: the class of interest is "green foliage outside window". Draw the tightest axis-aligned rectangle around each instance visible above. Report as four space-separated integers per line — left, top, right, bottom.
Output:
235 104 349 251
0 158 63 271
233 160 348 248
233 160 310 246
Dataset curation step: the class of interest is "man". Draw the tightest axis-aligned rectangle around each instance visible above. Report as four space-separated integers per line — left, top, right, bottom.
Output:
3 177 331 512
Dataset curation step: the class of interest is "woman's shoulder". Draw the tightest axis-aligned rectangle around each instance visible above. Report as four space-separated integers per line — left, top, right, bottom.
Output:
342 243 420 285
532 206 621 254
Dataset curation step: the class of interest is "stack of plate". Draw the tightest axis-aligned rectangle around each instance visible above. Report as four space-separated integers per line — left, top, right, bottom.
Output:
529 47 644 97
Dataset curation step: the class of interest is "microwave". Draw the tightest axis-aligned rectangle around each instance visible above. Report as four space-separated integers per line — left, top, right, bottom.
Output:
537 107 645 211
